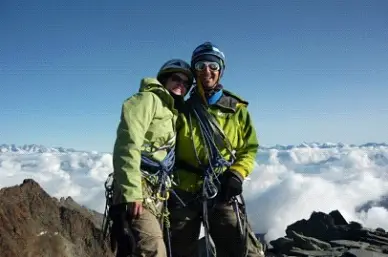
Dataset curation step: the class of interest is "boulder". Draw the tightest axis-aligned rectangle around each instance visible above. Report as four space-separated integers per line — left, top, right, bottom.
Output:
268 210 388 257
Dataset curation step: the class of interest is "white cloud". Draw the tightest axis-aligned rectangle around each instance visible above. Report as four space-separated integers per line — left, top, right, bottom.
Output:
0 150 113 212
244 144 388 241
1 143 388 243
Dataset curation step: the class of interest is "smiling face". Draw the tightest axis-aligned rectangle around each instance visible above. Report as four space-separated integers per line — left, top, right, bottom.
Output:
164 72 190 96
194 61 221 90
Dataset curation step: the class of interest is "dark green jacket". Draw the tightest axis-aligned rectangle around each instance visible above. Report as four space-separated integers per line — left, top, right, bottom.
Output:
173 89 259 193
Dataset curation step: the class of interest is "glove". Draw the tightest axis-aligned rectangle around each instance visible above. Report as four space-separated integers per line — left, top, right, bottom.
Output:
220 170 244 201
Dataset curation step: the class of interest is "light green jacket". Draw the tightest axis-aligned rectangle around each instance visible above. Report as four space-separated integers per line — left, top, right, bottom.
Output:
112 78 178 204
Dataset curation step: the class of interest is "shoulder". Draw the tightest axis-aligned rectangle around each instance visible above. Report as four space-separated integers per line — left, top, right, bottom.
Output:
223 89 249 105
121 91 160 111
126 91 159 103
216 89 249 112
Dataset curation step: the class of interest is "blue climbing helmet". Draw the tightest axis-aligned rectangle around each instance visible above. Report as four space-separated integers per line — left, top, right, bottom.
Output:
191 41 226 77
157 59 194 85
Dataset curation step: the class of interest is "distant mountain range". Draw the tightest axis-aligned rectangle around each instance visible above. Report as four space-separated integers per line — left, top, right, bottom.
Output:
0 144 79 154
258 142 388 150
1 142 387 154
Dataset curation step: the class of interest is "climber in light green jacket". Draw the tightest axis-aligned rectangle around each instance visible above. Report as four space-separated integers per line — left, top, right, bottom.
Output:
110 59 193 257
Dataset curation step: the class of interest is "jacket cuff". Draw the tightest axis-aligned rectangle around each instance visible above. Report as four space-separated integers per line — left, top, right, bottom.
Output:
229 169 244 183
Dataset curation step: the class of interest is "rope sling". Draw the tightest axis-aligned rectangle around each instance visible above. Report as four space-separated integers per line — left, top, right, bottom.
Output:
185 92 250 257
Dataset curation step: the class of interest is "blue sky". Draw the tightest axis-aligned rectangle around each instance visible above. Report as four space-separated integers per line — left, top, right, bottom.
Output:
1 0 387 152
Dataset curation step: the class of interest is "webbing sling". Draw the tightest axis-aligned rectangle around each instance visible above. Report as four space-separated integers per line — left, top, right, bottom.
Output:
185 91 251 257
140 148 176 257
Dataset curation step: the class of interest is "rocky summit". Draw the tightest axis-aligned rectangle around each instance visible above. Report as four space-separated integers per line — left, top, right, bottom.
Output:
0 179 114 257
267 210 388 257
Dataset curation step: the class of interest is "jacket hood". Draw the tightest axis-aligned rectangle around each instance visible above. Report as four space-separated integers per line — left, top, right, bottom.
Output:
139 77 176 111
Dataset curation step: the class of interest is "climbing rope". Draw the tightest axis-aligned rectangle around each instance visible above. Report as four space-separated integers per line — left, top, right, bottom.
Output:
185 92 240 257
184 88 256 257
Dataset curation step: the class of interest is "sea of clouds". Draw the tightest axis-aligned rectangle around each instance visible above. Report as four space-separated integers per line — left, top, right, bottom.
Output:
1 143 388 242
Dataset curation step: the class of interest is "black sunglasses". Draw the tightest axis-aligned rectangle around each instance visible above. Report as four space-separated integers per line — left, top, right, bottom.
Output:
170 74 190 88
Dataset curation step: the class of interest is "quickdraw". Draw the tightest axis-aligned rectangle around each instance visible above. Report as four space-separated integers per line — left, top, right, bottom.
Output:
101 173 114 242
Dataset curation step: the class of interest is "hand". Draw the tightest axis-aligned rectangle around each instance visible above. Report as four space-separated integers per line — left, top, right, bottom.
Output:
126 201 143 219
220 170 243 201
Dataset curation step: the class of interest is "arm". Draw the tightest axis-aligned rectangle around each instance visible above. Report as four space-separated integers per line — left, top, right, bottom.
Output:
112 92 157 203
229 106 259 179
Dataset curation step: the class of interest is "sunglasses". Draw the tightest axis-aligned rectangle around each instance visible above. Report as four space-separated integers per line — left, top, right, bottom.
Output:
170 74 190 88
194 61 220 72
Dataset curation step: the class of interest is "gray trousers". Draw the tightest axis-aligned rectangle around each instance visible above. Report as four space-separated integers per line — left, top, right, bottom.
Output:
111 204 167 257
130 207 167 257
168 196 264 257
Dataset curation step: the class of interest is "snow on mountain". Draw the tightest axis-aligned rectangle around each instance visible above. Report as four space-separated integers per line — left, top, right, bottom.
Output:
259 142 388 151
0 144 79 154
2 142 388 154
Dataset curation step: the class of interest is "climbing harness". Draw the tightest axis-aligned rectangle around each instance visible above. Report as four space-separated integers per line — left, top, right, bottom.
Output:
142 146 186 257
101 144 180 257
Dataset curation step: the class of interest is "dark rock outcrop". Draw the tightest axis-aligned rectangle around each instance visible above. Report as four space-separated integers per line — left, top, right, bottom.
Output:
267 210 388 257
0 179 114 257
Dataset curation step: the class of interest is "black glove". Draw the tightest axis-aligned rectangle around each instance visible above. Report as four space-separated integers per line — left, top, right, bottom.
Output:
220 170 243 201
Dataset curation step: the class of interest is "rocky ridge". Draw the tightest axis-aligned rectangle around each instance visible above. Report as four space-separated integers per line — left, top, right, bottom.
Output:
267 210 388 256
0 179 113 257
